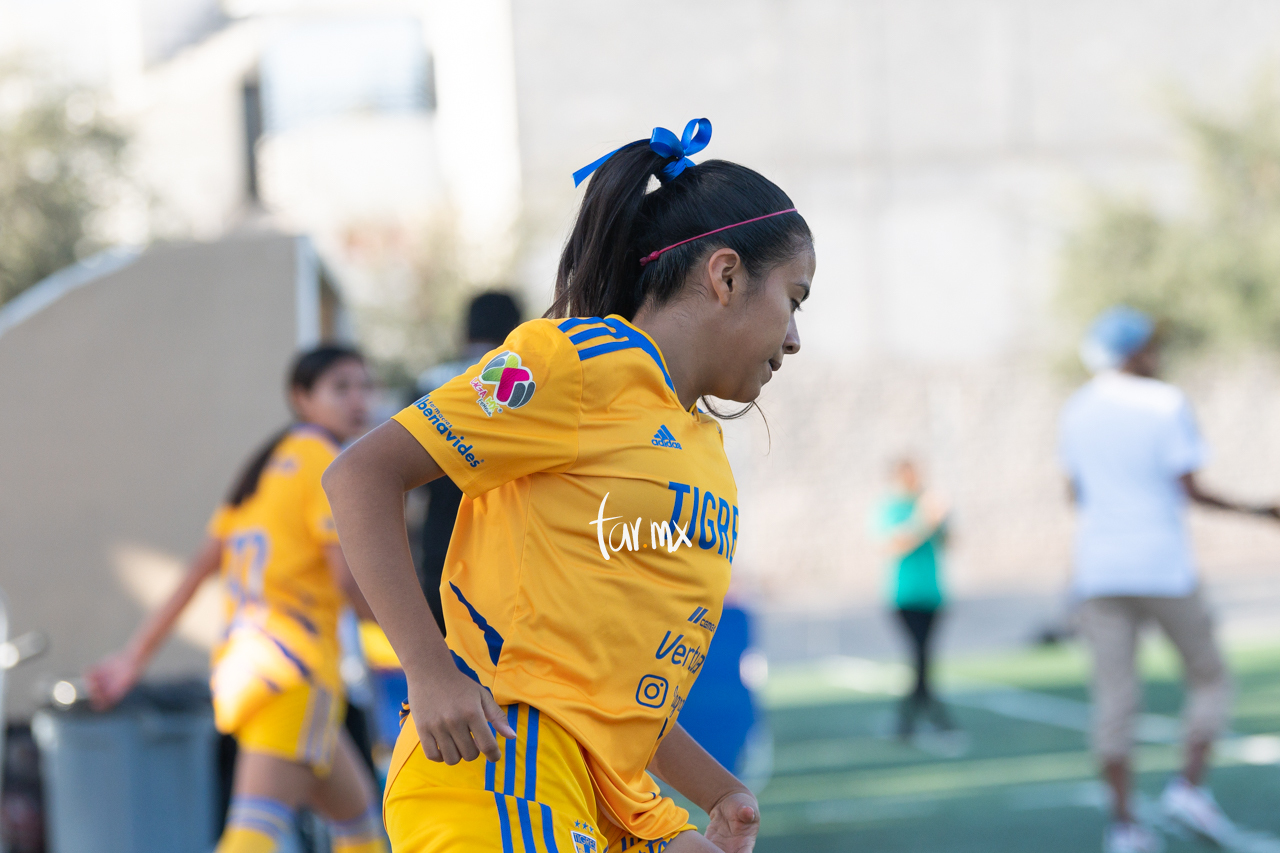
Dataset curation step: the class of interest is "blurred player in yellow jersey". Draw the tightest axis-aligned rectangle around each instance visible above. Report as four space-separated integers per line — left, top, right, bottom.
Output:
325 118 815 853
86 346 389 853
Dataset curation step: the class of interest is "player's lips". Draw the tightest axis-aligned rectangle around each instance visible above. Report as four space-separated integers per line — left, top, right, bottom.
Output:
760 358 780 385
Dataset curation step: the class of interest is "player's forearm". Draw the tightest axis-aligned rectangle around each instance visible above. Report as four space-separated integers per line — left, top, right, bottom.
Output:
886 518 942 556
338 571 380 623
323 544 379 623
345 581 379 623
648 723 751 816
125 538 220 666
323 436 452 681
1180 473 1274 516
887 527 930 556
1191 491 1241 511
1190 490 1264 514
123 597 183 669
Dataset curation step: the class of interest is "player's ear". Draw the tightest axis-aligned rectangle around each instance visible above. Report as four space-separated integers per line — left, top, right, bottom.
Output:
706 248 741 307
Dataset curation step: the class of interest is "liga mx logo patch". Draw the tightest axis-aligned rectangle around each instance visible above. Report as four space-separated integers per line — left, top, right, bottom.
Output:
470 350 536 416
571 830 597 853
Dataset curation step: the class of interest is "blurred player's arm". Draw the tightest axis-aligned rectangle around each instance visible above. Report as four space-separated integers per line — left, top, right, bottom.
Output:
85 535 222 710
323 543 377 622
1180 473 1280 519
323 419 515 765
649 723 759 853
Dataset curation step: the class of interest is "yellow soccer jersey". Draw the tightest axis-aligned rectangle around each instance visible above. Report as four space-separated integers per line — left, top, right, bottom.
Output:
391 316 739 839
207 427 347 732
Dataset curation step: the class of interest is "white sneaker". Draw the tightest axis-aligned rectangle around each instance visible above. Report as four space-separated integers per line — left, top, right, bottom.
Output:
1105 822 1165 853
1160 777 1237 847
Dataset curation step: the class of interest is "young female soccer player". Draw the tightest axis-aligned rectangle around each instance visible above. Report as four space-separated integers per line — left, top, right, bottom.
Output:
324 119 814 853
86 346 389 853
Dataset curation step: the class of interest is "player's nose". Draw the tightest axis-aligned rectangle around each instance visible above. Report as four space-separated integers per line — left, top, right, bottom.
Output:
783 314 801 356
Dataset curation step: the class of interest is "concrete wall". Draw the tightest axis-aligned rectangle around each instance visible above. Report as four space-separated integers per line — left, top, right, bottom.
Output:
505 1 1280 609
509 0 1280 361
717 355 1280 612
0 231 323 718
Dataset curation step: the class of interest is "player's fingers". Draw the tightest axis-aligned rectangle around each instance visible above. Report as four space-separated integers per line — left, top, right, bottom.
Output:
87 676 119 711
435 731 463 765
470 715 503 762
419 733 444 762
482 689 516 739
737 804 759 825
448 719 481 762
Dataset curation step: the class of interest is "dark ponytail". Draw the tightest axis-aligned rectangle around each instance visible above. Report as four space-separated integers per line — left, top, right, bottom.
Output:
225 344 364 506
548 140 812 320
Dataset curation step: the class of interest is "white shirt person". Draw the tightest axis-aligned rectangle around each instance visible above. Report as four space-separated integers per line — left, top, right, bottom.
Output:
1058 306 1279 853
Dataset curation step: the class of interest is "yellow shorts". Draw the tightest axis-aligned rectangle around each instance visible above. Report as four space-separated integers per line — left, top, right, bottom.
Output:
233 682 346 777
385 704 695 852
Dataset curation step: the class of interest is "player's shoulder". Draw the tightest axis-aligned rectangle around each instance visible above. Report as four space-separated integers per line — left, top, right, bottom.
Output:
469 316 676 415
1061 380 1096 418
1067 372 1185 417
1147 377 1190 408
501 318 573 349
462 319 583 413
277 425 341 470
492 313 672 383
207 504 235 538
552 315 676 393
1060 378 1108 439
1109 373 1186 415
486 318 582 373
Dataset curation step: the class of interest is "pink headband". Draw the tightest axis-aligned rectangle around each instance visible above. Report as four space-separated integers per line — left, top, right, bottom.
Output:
638 208 799 267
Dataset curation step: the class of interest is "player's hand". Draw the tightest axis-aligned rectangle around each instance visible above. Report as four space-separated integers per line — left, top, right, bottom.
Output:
918 492 950 527
408 661 515 764
85 650 142 711
705 790 760 853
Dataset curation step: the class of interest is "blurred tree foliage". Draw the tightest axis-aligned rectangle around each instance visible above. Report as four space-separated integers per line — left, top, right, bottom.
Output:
1062 86 1280 355
0 72 128 305
338 214 472 390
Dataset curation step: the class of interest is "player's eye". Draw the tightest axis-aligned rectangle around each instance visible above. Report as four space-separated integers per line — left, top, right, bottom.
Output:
791 299 803 313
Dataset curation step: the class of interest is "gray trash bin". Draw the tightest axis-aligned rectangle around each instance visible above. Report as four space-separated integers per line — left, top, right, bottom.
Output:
32 681 218 853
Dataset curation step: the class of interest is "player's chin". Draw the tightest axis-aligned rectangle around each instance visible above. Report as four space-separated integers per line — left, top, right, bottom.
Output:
723 377 767 405
756 361 777 390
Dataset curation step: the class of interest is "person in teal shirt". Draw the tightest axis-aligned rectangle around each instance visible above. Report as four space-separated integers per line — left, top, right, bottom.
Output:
873 457 953 738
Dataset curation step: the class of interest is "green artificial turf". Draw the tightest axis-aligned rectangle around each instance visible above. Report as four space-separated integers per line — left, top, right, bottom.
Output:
673 638 1280 853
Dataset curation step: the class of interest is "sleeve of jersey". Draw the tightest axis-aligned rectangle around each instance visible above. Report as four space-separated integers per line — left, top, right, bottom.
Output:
299 439 342 545
206 506 231 539
391 320 582 497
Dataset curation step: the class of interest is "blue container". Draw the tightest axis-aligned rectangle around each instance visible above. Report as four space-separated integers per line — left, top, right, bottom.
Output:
33 682 218 853
368 668 409 753
678 606 764 778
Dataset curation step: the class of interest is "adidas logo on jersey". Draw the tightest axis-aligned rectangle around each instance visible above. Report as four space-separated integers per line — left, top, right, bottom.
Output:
651 425 681 449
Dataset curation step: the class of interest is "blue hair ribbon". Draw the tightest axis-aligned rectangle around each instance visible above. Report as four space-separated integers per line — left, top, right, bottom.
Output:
572 118 713 187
